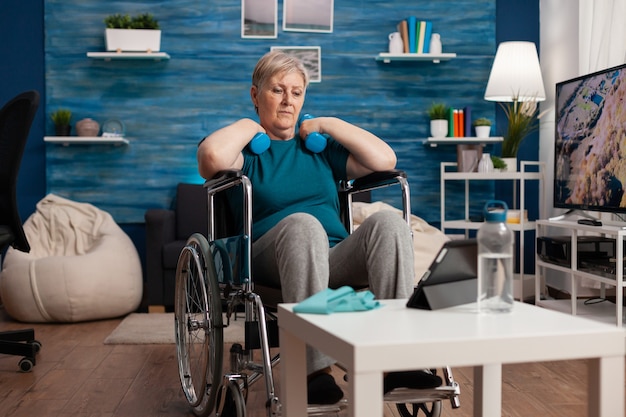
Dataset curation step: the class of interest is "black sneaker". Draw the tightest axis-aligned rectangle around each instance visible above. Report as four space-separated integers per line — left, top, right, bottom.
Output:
307 373 344 404
383 370 442 394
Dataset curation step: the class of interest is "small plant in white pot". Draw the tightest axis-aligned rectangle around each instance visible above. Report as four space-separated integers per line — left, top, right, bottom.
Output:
104 13 161 52
472 117 491 138
428 102 449 138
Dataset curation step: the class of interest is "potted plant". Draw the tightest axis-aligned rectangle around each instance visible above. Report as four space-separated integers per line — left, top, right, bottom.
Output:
499 99 542 172
472 117 491 138
490 154 507 171
427 102 448 138
104 13 161 52
51 109 72 136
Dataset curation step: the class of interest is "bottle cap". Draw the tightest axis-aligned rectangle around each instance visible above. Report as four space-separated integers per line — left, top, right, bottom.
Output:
483 200 508 222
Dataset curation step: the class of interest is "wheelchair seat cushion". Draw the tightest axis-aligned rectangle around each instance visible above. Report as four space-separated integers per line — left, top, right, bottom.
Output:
0 194 142 323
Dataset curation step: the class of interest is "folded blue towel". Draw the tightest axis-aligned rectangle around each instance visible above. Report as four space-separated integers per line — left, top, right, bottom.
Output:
293 286 381 314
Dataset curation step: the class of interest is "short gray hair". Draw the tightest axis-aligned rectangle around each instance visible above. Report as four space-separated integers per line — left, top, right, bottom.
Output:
252 50 309 90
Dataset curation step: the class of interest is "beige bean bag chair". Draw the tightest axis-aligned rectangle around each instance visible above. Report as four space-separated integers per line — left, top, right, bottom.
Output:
0 194 142 323
352 201 449 284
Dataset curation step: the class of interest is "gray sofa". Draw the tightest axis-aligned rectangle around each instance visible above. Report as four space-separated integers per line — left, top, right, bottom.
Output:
145 183 207 311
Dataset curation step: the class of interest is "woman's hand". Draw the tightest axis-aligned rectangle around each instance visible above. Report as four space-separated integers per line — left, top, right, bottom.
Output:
197 118 265 179
301 117 397 179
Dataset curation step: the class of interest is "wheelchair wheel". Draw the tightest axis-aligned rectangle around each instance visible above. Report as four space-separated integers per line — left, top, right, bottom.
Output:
175 233 224 417
396 400 442 417
215 379 247 417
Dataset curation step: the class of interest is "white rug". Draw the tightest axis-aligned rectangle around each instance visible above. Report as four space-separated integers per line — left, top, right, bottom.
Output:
104 313 245 345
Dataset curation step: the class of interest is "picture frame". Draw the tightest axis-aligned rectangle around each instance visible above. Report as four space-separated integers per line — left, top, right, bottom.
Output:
283 0 333 33
241 0 277 39
271 46 322 83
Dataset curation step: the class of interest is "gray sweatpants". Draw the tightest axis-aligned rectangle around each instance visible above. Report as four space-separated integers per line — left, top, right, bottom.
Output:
252 210 414 374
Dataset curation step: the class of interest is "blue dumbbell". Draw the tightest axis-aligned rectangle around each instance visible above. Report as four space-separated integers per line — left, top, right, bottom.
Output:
299 114 328 153
248 131 271 154
247 114 327 155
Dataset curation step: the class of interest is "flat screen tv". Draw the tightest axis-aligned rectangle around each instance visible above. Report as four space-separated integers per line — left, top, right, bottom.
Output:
554 63 626 214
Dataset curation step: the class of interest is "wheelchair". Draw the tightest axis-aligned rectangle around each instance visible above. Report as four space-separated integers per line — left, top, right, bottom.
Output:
174 169 461 417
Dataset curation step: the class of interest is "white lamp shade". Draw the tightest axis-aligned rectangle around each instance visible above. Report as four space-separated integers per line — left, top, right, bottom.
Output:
484 41 546 102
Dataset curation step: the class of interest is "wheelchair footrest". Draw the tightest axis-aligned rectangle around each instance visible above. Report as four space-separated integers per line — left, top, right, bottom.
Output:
245 319 280 350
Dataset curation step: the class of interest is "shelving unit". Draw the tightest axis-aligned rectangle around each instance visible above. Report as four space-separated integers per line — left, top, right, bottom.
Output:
86 52 170 61
440 161 544 300
375 52 456 63
44 136 129 145
425 137 503 147
535 219 626 327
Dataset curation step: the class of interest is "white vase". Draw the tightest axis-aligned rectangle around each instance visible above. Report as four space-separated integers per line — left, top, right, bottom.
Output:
501 157 517 172
430 119 448 138
429 33 442 54
478 153 494 173
474 125 491 138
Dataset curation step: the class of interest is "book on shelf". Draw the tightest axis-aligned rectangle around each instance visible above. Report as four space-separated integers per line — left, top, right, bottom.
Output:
463 106 472 138
417 21 426 54
447 107 470 137
397 20 409 53
422 21 433 53
397 18 434 56
407 16 417 53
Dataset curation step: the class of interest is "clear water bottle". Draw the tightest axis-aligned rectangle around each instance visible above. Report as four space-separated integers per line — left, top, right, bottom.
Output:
477 200 514 313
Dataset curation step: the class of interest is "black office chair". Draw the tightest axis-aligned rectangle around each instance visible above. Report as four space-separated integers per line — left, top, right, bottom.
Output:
0 90 42 372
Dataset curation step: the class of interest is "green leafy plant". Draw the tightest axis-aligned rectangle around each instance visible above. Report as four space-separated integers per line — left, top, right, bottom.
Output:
500 99 541 158
130 13 159 29
105 13 159 29
50 108 71 126
472 117 491 127
427 102 448 120
491 155 507 170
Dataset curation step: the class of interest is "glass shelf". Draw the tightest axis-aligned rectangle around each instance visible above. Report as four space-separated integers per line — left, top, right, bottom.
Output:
375 52 456 63
44 136 129 145
86 52 170 61
424 137 503 147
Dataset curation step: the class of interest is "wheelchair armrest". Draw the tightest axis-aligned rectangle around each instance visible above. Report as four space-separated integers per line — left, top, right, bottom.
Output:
204 169 244 192
340 169 408 194
340 169 411 232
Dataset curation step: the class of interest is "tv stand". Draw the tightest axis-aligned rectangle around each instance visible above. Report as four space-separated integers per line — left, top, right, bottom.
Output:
549 209 600 222
535 218 626 327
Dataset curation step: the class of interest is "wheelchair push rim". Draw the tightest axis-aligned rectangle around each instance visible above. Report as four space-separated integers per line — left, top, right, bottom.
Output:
175 233 224 416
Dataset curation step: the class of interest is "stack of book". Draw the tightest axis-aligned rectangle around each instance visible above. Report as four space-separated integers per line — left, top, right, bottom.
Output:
396 17 434 54
447 106 472 137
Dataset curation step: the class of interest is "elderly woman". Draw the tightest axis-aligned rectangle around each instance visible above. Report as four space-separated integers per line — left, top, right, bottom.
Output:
197 50 439 404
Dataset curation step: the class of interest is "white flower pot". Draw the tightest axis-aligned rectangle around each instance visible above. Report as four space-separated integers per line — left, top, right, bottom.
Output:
105 28 162 52
474 125 491 138
501 157 517 172
430 119 448 138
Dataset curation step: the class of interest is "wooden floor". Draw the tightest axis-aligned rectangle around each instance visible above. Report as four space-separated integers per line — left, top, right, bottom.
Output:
0 307 622 417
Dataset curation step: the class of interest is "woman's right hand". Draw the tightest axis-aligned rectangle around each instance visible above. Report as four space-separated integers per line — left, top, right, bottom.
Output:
197 118 265 179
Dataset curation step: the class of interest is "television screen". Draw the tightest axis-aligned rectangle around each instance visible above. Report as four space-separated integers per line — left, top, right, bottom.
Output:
554 63 626 214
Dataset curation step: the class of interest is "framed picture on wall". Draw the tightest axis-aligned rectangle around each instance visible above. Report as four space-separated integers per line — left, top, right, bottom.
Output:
283 0 333 33
242 0 277 38
271 46 322 83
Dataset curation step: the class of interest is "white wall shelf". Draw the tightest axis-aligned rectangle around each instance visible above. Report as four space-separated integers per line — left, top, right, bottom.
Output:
535 219 626 327
86 52 170 61
440 161 545 301
375 52 456 63
425 137 503 147
44 136 129 145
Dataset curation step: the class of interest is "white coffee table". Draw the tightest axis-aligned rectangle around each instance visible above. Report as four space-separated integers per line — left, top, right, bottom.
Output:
278 299 625 417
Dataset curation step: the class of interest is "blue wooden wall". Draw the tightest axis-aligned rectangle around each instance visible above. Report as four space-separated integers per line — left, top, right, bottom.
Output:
44 0 496 225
